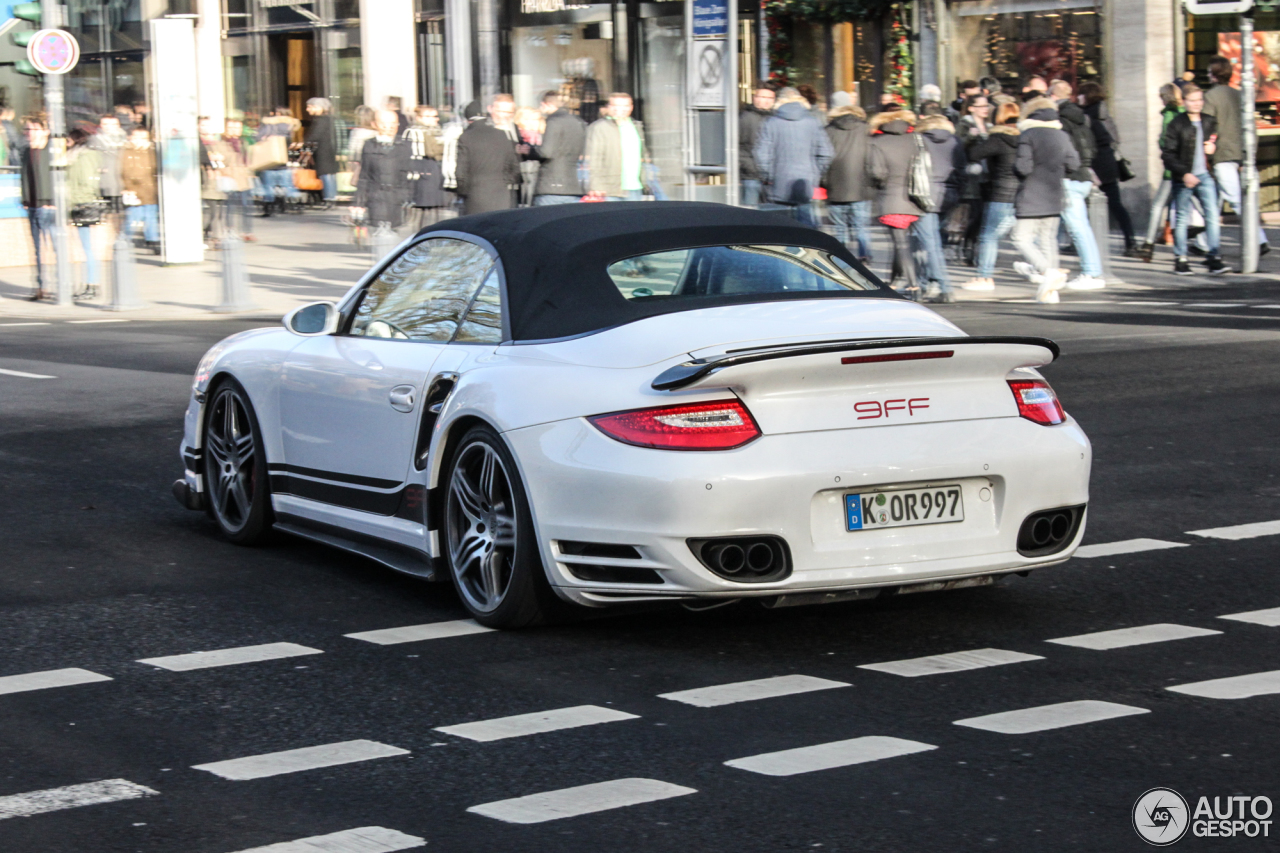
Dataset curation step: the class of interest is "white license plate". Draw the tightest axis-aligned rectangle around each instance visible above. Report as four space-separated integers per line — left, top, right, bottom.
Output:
845 485 964 531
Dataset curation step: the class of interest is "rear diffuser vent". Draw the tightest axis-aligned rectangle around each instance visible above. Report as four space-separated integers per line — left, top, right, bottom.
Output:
564 563 664 585
557 541 642 560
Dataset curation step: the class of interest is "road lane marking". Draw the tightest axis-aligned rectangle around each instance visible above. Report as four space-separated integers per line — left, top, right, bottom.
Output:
66 318 130 324
1258 304 1280 309
0 667 112 696
724 736 937 777
1046 623 1221 650
1185 303 1246 308
344 620 495 645
1073 539 1189 559
1167 670 1280 699
1187 520 1280 540
467 778 696 824
137 642 323 671
436 705 639 742
0 779 157 820
227 826 426 853
193 740 408 781
658 674 849 707
0 367 57 379
0 322 51 327
954 700 1149 734
1120 301 1179 306
858 648 1042 678
1219 607 1280 627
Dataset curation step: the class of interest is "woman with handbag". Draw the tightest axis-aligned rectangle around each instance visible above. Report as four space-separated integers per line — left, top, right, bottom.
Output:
1080 82 1138 257
868 109 926 301
67 128 103 298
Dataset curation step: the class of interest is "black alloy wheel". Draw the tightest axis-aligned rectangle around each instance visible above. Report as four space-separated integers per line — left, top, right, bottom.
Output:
204 380 272 544
443 425 558 628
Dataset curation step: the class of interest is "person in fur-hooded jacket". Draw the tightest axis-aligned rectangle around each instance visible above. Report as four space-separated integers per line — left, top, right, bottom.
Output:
961 101 1022 291
823 103 874 262
1012 96 1079 303
914 113 966 302
868 109 924 298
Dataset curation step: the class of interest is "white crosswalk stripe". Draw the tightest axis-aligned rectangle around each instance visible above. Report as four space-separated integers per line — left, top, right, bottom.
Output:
0 779 157 820
1072 538 1188 559
435 705 638 742
1167 670 1280 700
193 740 409 781
1187 520 1280 541
1046 623 1221 650
658 674 849 707
137 642 323 671
858 648 1042 677
724 736 937 776
227 826 426 853
343 620 495 645
468 778 696 824
954 700 1150 734
0 667 112 696
1219 607 1280 627
0 367 57 379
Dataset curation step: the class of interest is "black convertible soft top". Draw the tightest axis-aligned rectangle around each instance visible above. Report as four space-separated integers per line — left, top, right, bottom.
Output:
416 201 892 342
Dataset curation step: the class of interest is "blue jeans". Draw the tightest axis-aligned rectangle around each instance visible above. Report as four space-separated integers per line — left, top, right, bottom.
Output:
1061 180 1102 277
320 172 337 202
77 225 98 286
27 206 55 287
976 201 1016 278
912 211 950 289
828 201 873 261
1174 174 1220 258
534 194 580 206
741 179 762 207
127 204 159 242
260 168 300 200
1213 161 1268 244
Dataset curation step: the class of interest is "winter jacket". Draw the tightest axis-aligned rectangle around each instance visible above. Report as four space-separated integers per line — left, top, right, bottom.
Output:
1083 101 1123 184
304 113 339 176
1158 105 1184 180
535 108 586 196
1055 99 1095 183
120 144 158 206
966 125 1020 204
202 137 252 198
405 124 450 209
1013 105 1079 218
739 104 771 181
455 120 520 214
258 114 300 142
66 146 102 207
867 113 925 217
355 136 411 226
89 127 127 197
822 109 873 204
1202 83 1244 164
585 116 646 197
20 145 52 207
917 115 965 213
1161 112 1218 181
753 100 834 205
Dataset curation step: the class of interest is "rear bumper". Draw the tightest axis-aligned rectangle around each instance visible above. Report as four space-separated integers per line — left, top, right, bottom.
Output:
505 416 1091 606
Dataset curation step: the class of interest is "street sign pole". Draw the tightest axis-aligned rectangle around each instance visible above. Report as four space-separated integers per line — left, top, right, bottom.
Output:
1241 10 1261 273
725 0 738 206
41 0 71 305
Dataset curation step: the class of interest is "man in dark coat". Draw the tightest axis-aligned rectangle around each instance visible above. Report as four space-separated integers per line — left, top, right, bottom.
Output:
739 85 775 206
353 109 411 228
823 104 873 262
534 91 586 205
1011 97 1079 303
1162 85 1226 276
305 97 339 206
456 94 521 215
20 115 55 300
753 87 833 227
1049 80 1104 290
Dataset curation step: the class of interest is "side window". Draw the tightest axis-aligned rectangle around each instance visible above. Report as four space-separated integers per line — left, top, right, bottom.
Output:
349 238 493 341
453 268 503 343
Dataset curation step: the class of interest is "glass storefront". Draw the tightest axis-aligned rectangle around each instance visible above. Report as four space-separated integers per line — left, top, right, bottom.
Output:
949 2 1103 94
62 0 149 129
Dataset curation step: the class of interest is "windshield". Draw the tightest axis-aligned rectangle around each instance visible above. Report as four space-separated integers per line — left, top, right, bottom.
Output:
606 245 878 301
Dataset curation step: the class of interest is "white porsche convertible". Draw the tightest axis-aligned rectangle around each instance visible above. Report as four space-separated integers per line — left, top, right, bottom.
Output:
175 202 1090 627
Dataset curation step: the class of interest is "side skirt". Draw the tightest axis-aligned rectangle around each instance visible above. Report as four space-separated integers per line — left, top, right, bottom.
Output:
274 512 442 581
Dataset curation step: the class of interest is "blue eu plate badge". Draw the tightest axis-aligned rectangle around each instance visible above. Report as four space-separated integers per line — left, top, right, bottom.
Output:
845 494 864 530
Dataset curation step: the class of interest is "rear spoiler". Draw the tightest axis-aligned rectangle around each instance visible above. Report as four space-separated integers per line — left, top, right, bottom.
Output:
651 336 1060 391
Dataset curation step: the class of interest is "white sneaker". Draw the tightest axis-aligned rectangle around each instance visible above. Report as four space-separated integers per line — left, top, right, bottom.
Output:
1036 269 1067 303
1065 275 1106 291
961 277 995 291
1013 261 1037 281
1036 288 1060 304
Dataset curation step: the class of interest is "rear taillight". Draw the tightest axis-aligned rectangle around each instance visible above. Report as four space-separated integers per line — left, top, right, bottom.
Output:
1008 379 1066 425
589 399 761 450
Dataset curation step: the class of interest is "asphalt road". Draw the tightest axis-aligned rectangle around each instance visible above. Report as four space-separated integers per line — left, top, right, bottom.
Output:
2 283 1280 853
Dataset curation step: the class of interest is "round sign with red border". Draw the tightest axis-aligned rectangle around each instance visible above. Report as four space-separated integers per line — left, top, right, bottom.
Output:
27 29 80 75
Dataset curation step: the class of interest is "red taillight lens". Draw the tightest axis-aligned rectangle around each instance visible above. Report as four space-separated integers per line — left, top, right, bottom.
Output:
1008 379 1066 425
589 399 762 450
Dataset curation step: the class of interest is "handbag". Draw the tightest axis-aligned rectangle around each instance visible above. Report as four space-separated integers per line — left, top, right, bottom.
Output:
248 135 288 172
70 202 106 226
293 168 324 191
1115 148 1136 182
908 133 937 213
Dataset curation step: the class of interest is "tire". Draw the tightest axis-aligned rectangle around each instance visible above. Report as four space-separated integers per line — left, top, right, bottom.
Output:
442 424 560 628
203 378 272 545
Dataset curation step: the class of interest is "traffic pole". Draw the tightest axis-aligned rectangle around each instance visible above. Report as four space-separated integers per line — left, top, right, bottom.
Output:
41 0 72 306
1241 10 1260 274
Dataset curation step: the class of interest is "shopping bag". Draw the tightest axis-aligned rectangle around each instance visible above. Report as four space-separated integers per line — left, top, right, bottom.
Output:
294 168 323 191
248 135 288 172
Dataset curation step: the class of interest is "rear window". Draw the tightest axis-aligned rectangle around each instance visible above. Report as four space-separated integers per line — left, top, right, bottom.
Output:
607 245 878 301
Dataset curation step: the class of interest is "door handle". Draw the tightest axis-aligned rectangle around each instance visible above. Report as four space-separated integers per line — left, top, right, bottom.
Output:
389 385 416 413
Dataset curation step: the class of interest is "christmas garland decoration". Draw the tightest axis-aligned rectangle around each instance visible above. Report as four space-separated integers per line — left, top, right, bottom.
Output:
764 0 902 87
884 2 913 104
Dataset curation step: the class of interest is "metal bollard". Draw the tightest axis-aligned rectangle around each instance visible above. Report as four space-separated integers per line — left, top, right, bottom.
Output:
370 222 399 266
1088 187 1124 285
107 228 146 311
214 231 257 313
52 219 73 306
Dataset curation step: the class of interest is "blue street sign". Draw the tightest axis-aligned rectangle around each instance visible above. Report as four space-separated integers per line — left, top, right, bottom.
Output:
692 1 728 39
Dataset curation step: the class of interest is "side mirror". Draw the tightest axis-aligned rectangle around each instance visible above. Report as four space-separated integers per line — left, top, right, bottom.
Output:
283 301 339 336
